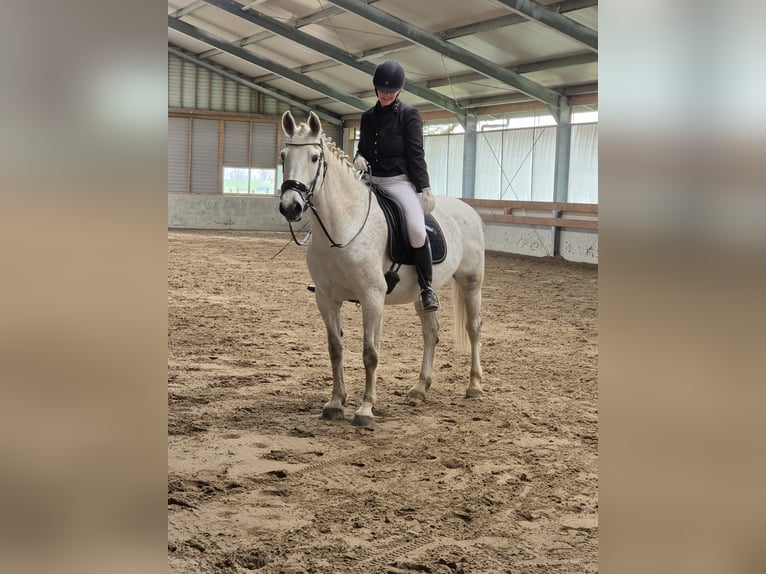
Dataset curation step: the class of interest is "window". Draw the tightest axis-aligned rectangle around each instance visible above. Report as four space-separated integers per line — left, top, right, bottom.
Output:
478 115 556 131
221 120 278 194
572 110 598 124
222 167 276 195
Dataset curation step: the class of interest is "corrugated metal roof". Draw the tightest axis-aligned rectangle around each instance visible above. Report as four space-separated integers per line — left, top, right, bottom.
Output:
168 0 598 119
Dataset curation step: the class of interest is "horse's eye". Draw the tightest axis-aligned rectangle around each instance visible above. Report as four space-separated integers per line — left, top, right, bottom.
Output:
311 154 319 163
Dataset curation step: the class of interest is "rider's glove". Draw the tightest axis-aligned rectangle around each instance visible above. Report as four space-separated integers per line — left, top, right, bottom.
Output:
353 154 369 172
421 187 435 214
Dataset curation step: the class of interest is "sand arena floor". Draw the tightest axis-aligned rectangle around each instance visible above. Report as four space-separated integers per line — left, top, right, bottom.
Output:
168 230 598 573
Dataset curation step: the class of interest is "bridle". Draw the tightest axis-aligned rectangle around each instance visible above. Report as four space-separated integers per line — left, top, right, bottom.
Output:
280 137 372 248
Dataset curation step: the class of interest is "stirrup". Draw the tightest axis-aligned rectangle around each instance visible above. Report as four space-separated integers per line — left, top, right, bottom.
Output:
420 287 439 312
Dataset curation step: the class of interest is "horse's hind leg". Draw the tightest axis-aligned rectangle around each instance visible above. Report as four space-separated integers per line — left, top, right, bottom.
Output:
317 295 346 421
461 279 484 399
407 303 440 406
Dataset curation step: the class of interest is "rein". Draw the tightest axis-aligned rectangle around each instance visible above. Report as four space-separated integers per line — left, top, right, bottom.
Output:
281 138 372 249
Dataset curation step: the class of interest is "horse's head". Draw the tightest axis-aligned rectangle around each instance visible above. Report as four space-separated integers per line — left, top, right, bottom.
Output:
279 111 326 222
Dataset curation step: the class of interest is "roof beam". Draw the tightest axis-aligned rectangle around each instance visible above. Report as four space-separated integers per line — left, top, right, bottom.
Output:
168 16 370 111
317 0 598 62
202 0 464 118
196 0 380 60
440 0 597 38
249 0 595 83
312 81 597 110
167 45 342 125
493 0 597 51
454 81 597 108
326 0 563 110
169 0 208 18
425 52 597 88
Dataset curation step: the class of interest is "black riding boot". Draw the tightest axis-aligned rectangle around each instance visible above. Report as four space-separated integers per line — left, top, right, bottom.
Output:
413 240 439 312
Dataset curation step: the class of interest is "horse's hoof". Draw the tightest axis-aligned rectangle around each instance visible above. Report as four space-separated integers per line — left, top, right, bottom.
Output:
321 406 346 421
351 414 375 428
406 389 427 406
465 388 484 399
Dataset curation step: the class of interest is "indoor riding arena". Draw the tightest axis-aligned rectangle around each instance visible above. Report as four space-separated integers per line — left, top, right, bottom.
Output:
168 1 598 572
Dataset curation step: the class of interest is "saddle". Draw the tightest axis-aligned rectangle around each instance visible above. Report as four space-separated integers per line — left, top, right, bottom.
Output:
368 181 447 294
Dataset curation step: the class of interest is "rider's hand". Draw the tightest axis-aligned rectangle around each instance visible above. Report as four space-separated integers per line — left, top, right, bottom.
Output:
353 154 369 172
421 187 435 214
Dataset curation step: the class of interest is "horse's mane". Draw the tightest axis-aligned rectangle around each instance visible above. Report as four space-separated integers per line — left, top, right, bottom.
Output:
293 122 355 173
324 136 353 170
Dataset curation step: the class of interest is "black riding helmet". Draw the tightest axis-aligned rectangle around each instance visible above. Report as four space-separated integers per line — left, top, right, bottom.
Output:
373 60 405 93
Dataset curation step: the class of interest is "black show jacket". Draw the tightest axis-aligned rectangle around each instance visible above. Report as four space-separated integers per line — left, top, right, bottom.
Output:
356 98 431 192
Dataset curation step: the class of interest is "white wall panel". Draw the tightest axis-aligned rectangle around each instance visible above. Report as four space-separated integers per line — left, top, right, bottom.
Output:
250 123 277 167
323 125 341 147
168 55 181 108
223 79 237 111
167 51 302 116
196 67 210 110
191 119 220 194
223 121 249 166
210 74 223 111
262 95 278 116
182 61 196 109
237 84 251 113
168 117 190 193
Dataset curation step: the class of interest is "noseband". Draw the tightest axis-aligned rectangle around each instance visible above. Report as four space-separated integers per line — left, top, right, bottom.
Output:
280 139 327 211
280 137 372 249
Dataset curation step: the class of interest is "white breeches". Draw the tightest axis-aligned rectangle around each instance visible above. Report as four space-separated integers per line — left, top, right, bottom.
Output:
369 174 426 248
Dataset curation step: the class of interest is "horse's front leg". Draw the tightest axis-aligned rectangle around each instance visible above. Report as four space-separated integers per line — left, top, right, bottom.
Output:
316 294 346 421
352 294 385 428
407 302 440 405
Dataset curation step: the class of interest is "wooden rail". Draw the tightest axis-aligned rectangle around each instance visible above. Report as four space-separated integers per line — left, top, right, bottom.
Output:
461 199 598 231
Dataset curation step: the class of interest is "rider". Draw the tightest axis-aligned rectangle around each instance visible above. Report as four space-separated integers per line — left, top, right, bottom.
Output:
353 60 439 312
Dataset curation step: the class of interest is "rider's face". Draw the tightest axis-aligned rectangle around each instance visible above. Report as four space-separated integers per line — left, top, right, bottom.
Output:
376 89 399 107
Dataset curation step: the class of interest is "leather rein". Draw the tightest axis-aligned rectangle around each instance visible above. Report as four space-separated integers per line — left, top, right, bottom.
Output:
280 137 372 248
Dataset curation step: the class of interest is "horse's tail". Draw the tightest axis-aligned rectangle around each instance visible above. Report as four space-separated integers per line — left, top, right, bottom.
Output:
452 279 471 353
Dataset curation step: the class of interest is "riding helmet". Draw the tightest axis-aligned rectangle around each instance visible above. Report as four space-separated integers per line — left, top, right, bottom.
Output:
373 60 405 93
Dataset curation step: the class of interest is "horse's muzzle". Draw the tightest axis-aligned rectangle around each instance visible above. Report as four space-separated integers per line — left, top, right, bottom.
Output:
279 191 305 222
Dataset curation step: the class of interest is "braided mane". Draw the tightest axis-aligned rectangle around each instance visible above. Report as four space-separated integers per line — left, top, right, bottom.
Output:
291 119 355 171
324 135 354 170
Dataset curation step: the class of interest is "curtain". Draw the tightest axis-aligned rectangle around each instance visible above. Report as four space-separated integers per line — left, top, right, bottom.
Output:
501 128 533 200
446 134 464 198
531 127 556 201
424 134 465 197
475 131 503 199
424 135 449 195
568 123 598 203
425 124 594 202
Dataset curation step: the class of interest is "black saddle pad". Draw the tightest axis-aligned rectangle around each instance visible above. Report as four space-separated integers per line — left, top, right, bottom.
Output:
370 182 447 266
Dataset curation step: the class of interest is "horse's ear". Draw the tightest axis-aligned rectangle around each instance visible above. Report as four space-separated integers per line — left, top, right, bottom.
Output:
281 111 296 137
308 111 321 137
